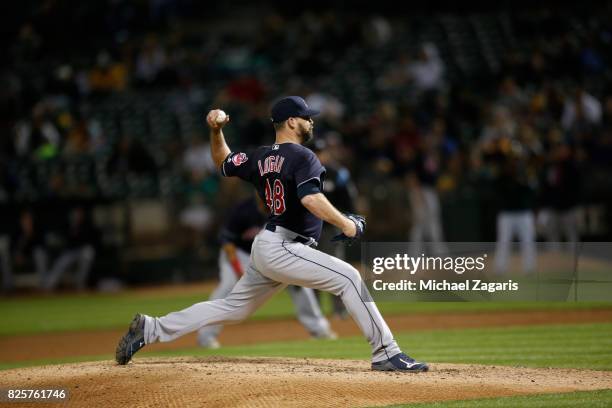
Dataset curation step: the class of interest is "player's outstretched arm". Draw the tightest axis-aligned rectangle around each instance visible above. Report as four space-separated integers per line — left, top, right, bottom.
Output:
206 109 231 168
301 193 357 237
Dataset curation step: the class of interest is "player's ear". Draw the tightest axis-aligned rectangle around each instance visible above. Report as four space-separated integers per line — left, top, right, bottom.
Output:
286 117 297 130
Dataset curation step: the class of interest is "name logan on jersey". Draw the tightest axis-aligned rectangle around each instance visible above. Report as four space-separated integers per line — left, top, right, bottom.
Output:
258 155 285 176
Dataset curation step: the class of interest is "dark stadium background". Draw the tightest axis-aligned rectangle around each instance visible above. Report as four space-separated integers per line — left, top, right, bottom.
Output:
1 0 610 288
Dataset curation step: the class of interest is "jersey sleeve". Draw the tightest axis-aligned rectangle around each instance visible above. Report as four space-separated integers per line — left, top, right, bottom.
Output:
294 149 326 189
221 151 253 181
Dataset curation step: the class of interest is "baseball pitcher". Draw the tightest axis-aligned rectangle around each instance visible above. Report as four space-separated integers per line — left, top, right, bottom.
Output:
116 96 428 372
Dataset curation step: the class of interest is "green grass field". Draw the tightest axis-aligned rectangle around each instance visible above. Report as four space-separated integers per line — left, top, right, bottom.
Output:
1 289 611 407
1 288 610 335
3 322 611 371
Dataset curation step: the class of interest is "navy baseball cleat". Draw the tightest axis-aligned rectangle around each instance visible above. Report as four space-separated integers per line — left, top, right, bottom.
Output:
372 353 429 372
115 313 146 365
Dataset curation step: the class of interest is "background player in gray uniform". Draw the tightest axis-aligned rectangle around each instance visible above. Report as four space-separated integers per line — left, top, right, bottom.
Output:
313 138 356 319
116 96 429 372
197 195 335 348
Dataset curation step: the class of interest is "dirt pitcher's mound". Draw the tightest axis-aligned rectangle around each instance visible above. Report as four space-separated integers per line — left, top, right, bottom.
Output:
2 357 612 407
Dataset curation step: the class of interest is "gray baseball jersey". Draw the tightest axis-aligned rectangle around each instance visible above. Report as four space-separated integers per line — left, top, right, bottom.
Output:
143 143 401 363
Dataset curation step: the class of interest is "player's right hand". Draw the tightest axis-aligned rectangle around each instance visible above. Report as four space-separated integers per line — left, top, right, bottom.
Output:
206 109 230 130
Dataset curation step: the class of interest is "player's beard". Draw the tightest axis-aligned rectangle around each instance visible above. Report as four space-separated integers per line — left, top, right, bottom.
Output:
299 122 314 144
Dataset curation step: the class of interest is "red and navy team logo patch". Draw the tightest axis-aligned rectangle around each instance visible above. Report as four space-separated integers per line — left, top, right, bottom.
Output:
231 152 248 166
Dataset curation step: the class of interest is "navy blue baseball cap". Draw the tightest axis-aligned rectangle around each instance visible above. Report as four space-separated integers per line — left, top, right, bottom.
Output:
270 96 320 123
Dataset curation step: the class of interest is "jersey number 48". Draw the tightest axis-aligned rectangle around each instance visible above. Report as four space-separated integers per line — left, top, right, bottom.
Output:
265 179 286 215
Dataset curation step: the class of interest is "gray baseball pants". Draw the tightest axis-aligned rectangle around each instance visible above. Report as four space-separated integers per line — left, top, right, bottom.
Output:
144 226 401 363
197 247 331 345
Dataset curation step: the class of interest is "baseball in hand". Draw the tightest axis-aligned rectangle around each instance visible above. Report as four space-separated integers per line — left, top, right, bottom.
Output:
215 110 227 124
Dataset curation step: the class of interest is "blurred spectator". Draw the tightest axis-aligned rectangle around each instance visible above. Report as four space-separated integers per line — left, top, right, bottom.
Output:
182 135 216 175
0 234 10 292
225 74 266 104
561 87 602 131
89 51 128 94
63 115 92 157
106 136 158 177
603 95 612 128
14 104 61 160
407 134 447 255
479 106 517 147
305 90 345 124
363 15 392 47
48 65 80 101
393 114 421 163
377 52 412 91
496 77 528 114
135 36 168 87
407 43 445 92
0 205 13 292
537 136 581 251
494 156 537 274
11 210 48 288
178 167 220 254
42 206 99 291
241 103 270 148
12 23 42 62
